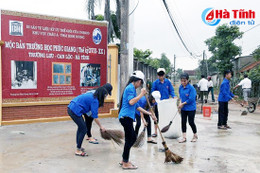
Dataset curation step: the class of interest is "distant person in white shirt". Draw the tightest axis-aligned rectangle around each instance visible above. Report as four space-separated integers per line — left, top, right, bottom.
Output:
233 74 252 107
198 75 208 103
207 76 215 102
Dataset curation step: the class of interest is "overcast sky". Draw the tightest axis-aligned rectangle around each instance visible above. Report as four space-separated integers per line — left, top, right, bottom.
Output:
0 0 260 70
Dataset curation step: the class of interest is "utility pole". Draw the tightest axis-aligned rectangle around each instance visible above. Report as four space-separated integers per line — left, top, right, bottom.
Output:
202 50 205 76
120 0 129 96
174 54 176 85
205 51 209 76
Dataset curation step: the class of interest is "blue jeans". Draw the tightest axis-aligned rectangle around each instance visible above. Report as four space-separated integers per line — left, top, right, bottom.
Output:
67 108 87 149
208 87 215 102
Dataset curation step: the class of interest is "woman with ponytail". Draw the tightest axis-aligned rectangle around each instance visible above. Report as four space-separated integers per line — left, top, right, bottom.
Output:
118 71 153 170
67 83 113 156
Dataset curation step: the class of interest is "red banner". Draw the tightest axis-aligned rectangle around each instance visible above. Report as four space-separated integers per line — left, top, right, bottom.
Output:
1 10 108 98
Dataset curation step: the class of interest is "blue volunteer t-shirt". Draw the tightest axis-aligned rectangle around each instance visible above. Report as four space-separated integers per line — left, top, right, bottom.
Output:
151 78 175 100
179 83 197 111
135 96 147 116
218 78 234 102
68 92 99 118
118 83 140 120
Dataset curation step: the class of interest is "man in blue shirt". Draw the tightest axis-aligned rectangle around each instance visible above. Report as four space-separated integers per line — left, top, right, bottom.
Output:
151 68 176 137
218 70 235 130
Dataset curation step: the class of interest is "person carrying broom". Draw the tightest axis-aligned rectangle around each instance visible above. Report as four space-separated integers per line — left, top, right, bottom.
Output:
118 71 152 170
67 83 113 157
178 73 198 143
151 68 177 137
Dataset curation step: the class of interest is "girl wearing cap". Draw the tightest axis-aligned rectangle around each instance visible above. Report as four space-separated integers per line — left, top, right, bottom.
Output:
178 73 198 143
119 71 153 170
67 83 113 156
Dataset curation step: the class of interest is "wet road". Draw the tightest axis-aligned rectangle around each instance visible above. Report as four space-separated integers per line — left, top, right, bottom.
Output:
0 102 260 173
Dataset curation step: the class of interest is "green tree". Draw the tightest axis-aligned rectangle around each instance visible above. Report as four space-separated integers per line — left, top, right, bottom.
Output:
134 48 152 60
205 24 243 74
86 0 121 43
160 53 171 74
95 14 104 21
133 48 172 72
252 45 260 61
176 68 183 78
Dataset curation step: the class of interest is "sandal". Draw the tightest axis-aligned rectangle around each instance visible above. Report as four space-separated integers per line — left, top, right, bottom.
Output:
89 140 99 144
191 136 198 142
147 140 157 144
179 138 186 143
152 134 157 138
80 148 85 152
122 164 138 170
75 151 88 157
86 138 97 141
225 125 231 129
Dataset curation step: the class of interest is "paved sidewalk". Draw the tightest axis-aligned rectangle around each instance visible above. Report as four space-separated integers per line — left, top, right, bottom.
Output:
0 102 260 173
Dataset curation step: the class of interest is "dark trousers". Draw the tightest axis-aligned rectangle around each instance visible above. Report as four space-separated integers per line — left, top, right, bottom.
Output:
144 114 152 137
200 91 208 102
218 101 228 126
134 114 141 136
134 114 152 137
153 104 159 124
67 108 87 149
181 110 197 134
208 87 215 101
120 117 137 163
83 114 94 137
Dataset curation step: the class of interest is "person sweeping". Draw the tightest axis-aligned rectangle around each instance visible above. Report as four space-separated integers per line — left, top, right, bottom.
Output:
135 95 157 144
118 71 152 170
67 83 113 156
83 84 113 144
178 73 198 143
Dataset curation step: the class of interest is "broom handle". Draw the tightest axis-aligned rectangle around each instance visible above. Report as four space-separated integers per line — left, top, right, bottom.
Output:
144 94 166 143
170 110 179 123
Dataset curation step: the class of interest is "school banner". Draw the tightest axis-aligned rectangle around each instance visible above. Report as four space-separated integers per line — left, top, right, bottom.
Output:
0 10 108 98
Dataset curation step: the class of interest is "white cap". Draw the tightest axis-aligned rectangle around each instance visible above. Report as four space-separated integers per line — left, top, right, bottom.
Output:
152 91 161 103
131 70 145 84
157 68 166 74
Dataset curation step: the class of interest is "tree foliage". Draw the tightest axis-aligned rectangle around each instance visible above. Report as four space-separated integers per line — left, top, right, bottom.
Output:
86 0 120 43
252 45 260 61
205 24 243 74
134 48 172 74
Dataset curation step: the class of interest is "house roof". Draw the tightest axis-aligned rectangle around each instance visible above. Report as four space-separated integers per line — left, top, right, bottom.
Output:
240 60 260 72
183 70 196 76
234 55 253 60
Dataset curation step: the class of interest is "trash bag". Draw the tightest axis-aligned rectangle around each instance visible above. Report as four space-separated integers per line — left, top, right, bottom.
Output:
157 98 182 139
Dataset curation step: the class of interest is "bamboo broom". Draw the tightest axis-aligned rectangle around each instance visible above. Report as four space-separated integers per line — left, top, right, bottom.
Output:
133 127 146 148
100 129 124 146
145 94 183 164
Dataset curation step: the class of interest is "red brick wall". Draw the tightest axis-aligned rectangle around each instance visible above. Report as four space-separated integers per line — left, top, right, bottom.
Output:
2 102 114 121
